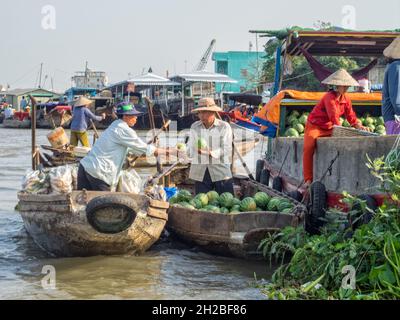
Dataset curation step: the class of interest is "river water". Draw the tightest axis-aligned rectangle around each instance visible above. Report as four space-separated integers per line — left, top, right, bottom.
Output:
0 128 271 300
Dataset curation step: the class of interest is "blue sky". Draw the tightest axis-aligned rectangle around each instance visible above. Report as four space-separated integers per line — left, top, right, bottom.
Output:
0 0 399 91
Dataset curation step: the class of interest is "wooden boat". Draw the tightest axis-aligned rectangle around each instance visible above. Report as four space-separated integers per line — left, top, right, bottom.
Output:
167 177 307 259
17 190 169 257
2 118 31 128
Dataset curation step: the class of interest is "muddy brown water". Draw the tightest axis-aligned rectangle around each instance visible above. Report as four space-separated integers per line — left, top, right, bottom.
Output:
0 128 271 300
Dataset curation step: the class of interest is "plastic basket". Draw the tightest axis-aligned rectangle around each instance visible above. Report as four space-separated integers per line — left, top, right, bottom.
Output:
332 125 378 137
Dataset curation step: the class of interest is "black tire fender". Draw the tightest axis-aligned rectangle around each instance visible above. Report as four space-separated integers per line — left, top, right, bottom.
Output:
350 194 377 230
305 181 327 235
260 169 270 186
255 160 265 182
86 195 139 234
272 177 283 192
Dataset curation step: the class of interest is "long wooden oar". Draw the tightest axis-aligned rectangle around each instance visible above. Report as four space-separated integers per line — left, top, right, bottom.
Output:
216 113 255 180
89 119 100 144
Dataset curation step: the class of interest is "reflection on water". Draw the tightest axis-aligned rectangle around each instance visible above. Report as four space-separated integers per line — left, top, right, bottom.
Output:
0 128 270 300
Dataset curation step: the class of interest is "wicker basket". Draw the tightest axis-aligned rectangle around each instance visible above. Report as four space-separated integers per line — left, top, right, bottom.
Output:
332 125 379 137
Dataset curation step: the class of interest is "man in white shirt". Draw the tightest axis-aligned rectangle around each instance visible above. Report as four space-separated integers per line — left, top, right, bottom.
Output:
188 98 234 195
78 103 171 191
4 105 14 119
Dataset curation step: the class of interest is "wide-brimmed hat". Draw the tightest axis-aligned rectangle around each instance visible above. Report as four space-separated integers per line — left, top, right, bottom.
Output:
384 37 400 59
116 103 144 116
322 69 360 87
192 98 223 113
74 96 93 107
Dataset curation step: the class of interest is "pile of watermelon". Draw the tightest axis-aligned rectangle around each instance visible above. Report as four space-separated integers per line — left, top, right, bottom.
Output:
284 111 387 137
169 190 295 215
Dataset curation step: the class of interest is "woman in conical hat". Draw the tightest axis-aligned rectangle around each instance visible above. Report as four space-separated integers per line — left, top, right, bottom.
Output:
302 69 371 186
382 37 400 135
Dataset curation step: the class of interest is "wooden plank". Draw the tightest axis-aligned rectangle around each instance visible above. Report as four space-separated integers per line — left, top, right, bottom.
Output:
18 192 70 203
19 203 72 213
149 199 170 209
147 207 168 221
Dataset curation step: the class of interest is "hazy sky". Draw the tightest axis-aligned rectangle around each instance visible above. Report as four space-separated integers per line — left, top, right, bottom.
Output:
0 0 399 91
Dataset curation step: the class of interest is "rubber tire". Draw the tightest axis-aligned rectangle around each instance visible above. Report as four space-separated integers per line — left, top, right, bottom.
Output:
350 195 378 230
255 160 265 182
86 195 139 234
260 169 270 186
305 182 327 235
286 190 303 202
272 177 283 192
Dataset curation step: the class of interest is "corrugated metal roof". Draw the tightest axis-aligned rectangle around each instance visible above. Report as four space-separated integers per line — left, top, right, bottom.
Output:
0 88 60 96
171 71 238 83
108 73 180 88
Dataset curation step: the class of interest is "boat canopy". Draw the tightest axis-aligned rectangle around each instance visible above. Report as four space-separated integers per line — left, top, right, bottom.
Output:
228 93 262 106
108 72 180 89
171 70 238 83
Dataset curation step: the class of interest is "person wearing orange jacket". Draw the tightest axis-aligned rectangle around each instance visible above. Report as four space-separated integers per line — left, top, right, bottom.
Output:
303 69 371 187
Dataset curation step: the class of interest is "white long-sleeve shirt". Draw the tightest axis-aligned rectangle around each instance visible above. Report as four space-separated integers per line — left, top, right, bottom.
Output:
187 118 233 182
81 120 155 189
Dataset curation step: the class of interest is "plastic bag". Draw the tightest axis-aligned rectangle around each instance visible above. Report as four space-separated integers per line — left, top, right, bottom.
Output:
117 169 142 194
49 165 73 194
22 170 50 194
144 185 167 201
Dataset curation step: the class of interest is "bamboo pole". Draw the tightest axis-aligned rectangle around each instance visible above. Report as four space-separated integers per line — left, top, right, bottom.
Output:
30 95 37 170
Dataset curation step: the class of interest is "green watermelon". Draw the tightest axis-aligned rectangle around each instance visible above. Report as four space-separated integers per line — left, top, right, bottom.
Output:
289 119 300 127
195 193 209 207
169 196 179 204
376 117 384 126
294 123 304 134
290 111 300 118
282 208 293 214
219 192 234 209
365 117 374 126
230 205 241 213
256 207 264 212
277 200 294 212
232 198 241 206
343 120 351 128
178 190 192 202
285 128 300 138
202 205 220 213
220 208 230 214
197 138 208 150
190 199 204 209
209 200 220 207
267 198 281 211
299 115 308 125
207 191 219 203
253 192 271 209
240 197 257 212
178 202 195 210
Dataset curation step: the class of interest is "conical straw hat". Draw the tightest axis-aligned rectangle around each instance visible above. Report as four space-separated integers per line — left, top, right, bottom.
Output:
384 37 400 59
74 96 93 107
192 98 223 113
321 69 360 87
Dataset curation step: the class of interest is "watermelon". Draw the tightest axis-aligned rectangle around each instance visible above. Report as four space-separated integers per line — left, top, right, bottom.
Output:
376 117 384 126
209 200 220 207
195 193 209 207
285 128 300 138
230 205 241 213
343 120 351 128
240 197 257 212
290 111 300 118
219 192 235 209
267 198 281 211
232 198 241 206
207 191 219 203
253 192 271 209
190 199 203 209
169 196 179 204
289 119 300 127
220 208 230 214
197 138 208 150
176 143 187 152
282 208 293 214
277 200 294 212
178 202 195 210
294 123 304 134
299 115 308 125
256 207 264 212
177 190 192 202
365 117 374 126
202 205 220 213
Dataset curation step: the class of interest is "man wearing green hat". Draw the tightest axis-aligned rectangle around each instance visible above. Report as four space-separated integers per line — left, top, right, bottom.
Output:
78 103 171 191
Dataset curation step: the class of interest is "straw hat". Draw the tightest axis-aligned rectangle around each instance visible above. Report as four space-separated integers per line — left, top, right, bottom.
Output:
74 96 93 107
192 98 223 113
321 69 360 87
384 37 400 59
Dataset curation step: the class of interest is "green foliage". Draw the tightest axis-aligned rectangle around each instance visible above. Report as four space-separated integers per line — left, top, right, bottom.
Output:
259 157 400 300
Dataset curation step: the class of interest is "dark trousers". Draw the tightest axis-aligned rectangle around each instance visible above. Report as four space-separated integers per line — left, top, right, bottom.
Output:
77 164 111 192
195 169 234 195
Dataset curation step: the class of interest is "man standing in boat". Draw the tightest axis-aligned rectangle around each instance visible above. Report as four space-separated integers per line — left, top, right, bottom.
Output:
78 103 171 192
70 96 105 148
188 98 234 195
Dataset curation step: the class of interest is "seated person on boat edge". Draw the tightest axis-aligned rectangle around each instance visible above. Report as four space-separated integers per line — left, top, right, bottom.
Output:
187 98 234 196
70 97 106 148
77 103 172 192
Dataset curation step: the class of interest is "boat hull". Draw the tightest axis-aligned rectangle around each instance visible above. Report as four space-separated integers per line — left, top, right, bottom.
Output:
17 191 169 257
